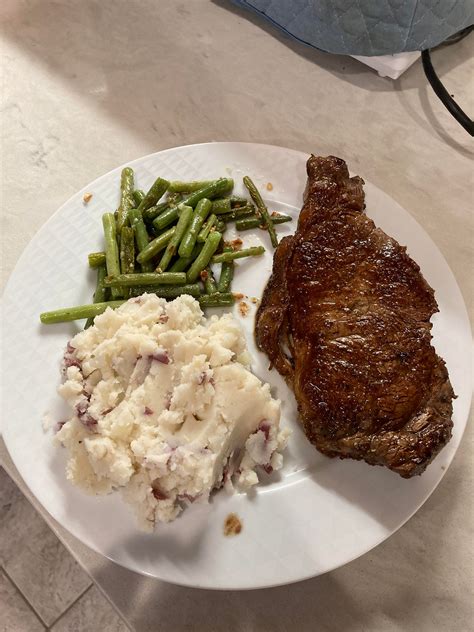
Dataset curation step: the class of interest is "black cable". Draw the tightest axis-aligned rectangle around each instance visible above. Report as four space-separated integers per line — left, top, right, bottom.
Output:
421 48 474 136
439 25 474 47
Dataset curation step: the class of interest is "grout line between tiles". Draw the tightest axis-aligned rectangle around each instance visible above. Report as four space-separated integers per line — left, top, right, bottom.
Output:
91 574 134 631
1 565 47 630
1 464 103 629
45 582 93 630
0 464 98 597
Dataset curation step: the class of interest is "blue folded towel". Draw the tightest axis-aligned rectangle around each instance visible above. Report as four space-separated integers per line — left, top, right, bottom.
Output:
232 0 474 56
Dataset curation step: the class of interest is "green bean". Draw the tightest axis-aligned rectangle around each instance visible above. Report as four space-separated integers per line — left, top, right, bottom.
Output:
116 167 135 234
119 226 135 298
217 247 234 293
104 272 187 287
128 208 153 272
269 213 292 224
129 284 202 299
219 205 255 223
168 180 215 193
178 198 212 258
215 219 226 233
198 293 235 308
183 178 233 207
85 264 109 329
203 266 218 294
228 195 248 207
145 194 180 226
153 178 233 231
211 198 232 215
166 192 182 206
187 231 222 283
143 202 169 222
132 190 145 206
236 214 292 231
136 227 176 264
120 227 135 274
40 300 126 324
88 251 106 268
243 176 278 248
211 246 265 264
158 205 193 272
169 244 203 272
102 213 122 298
197 213 217 243
152 206 178 232
136 177 170 213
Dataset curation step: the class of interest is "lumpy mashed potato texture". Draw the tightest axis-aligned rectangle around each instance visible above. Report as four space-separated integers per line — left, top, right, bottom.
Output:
56 294 289 530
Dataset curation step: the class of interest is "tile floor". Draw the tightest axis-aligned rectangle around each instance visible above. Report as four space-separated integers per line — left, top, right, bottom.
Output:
0 467 129 631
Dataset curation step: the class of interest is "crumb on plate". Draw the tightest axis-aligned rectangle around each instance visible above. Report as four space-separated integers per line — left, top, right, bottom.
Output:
83 192 93 204
266 182 273 191
224 513 242 536
238 301 249 317
228 238 243 251
42 412 55 432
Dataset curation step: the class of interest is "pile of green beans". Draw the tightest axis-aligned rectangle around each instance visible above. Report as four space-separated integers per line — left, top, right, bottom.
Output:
40 167 293 325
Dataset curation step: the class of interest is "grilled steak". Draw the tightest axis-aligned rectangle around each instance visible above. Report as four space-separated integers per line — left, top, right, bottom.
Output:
255 155 454 478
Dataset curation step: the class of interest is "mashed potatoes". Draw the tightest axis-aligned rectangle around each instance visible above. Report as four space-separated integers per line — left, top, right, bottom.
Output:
56 294 289 530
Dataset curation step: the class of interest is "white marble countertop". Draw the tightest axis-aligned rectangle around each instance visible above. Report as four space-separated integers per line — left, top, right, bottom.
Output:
1 1 473 630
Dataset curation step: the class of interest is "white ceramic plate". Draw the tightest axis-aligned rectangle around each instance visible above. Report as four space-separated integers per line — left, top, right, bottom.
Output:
1 143 472 590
